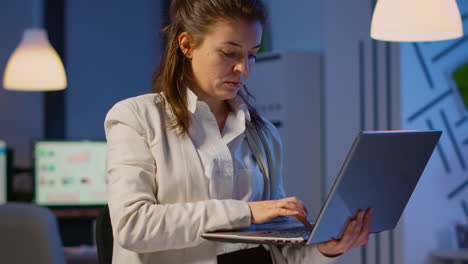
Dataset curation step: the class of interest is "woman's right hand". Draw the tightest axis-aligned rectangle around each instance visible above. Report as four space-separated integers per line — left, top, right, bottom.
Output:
248 197 312 227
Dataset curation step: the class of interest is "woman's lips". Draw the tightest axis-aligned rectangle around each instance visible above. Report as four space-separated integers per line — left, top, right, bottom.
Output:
225 82 243 89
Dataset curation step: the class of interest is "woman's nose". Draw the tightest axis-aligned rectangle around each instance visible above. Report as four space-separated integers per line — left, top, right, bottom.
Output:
233 58 250 76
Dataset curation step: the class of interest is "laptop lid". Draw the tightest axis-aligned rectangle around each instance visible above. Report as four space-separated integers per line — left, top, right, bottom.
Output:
307 130 441 244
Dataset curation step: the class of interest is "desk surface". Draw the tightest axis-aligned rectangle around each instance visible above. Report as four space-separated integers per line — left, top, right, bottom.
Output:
64 246 98 264
53 208 101 218
431 249 468 259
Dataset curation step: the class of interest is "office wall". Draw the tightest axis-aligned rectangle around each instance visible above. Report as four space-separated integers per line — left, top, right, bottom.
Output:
267 0 323 52
66 0 162 140
0 0 43 167
400 7 468 264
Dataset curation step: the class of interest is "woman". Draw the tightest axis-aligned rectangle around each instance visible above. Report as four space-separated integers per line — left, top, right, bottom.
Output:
104 0 372 263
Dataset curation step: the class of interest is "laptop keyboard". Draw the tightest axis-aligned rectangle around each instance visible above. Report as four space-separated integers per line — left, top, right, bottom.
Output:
251 226 312 238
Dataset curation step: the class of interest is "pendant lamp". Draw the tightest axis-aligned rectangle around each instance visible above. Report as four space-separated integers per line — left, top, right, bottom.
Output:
3 0 67 91
370 0 463 42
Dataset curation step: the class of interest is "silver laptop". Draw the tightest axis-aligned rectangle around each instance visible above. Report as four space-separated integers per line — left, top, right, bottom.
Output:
202 130 442 245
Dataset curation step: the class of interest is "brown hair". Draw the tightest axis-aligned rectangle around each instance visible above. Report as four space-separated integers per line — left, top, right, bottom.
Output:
152 0 267 134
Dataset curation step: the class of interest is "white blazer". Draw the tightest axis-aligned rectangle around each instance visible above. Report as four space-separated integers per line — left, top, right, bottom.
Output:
104 94 337 264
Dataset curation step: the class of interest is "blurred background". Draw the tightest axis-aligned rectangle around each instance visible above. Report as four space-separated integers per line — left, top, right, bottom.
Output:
0 0 467 263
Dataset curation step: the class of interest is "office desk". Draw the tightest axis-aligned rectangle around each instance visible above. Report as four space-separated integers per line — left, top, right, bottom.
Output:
64 246 98 264
431 249 468 264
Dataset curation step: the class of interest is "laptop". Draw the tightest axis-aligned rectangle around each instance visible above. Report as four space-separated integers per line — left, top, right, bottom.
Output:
202 130 442 245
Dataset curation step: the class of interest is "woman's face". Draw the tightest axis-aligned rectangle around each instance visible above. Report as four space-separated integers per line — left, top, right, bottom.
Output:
181 19 262 103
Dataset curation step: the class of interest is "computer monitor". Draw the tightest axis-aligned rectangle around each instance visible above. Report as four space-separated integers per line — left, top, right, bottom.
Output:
34 141 107 206
0 140 6 204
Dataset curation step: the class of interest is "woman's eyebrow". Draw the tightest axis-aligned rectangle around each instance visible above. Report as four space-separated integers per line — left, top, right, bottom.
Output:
223 41 261 50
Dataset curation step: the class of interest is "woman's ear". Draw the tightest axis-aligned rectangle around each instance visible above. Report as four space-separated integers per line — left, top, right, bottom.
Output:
178 32 194 59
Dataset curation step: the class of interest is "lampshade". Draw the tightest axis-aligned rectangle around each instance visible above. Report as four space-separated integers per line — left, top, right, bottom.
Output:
370 0 463 42
3 28 67 91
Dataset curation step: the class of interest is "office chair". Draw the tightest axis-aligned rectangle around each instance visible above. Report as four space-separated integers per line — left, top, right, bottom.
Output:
0 202 66 264
96 204 114 264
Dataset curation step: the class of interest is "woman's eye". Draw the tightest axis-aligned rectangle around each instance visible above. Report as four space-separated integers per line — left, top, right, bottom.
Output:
222 51 236 58
248 54 257 61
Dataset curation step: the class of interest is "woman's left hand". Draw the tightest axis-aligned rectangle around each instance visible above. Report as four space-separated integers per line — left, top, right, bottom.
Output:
317 208 373 258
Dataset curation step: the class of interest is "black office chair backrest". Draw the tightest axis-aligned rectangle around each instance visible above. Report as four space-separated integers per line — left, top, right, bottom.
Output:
96 205 113 264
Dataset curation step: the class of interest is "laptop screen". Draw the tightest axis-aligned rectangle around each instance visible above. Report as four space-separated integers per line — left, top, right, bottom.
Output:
0 140 6 204
34 141 107 206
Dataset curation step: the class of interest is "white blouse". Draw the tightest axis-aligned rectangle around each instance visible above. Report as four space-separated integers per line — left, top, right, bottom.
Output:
186 88 264 254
